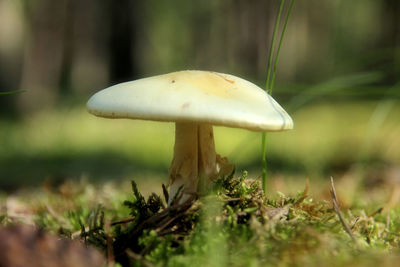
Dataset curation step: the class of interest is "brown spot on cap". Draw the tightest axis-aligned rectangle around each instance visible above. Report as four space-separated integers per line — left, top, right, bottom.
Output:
181 102 191 109
213 72 235 84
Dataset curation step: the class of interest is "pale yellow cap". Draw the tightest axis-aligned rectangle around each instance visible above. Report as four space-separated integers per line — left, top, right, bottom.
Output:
87 70 293 131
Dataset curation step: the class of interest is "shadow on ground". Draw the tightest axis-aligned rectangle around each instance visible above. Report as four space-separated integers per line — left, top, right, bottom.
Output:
0 149 311 192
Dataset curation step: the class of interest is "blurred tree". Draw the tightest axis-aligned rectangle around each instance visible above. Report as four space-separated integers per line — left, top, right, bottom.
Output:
15 0 143 113
58 0 75 95
17 0 69 112
67 0 109 95
0 0 399 117
381 0 400 84
107 0 138 83
0 0 24 116
16 0 118 111
140 0 277 81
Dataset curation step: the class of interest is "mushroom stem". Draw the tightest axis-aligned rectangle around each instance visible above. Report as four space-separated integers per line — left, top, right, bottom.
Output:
168 122 234 205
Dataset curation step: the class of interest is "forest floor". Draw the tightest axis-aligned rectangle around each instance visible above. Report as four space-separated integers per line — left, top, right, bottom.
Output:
1 100 399 266
1 171 400 267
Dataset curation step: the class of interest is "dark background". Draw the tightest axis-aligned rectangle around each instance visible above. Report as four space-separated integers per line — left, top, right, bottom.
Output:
1 0 399 114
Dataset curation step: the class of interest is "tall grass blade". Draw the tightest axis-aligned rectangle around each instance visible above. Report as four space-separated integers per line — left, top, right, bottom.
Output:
0 90 26 95
270 0 295 91
265 0 285 94
261 0 295 194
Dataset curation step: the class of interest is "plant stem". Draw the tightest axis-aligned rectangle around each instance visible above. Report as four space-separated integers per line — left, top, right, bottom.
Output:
261 0 285 194
0 90 26 95
261 132 267 193
265 0 285 94
261 0 295 194
270 0 295 91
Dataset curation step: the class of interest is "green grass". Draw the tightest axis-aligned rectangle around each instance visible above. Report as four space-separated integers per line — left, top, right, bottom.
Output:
0 98 399 265
1 172 400 266
262 0 295 193
0 100 399 188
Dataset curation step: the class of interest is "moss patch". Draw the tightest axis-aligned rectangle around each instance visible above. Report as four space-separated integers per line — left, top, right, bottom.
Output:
1 173 400 266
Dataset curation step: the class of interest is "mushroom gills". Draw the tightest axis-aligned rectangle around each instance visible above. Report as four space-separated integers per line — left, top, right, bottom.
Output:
168 122 234 204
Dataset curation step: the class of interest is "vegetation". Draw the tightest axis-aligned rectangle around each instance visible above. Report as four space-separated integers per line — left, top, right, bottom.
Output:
0 100 399 190
0 0 399 266
1 170 400 266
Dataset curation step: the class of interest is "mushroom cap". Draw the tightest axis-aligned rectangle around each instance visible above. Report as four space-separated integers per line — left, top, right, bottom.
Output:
87 70 293 131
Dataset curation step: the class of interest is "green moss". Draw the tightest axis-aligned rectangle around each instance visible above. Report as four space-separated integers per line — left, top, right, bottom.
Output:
1 174 400 266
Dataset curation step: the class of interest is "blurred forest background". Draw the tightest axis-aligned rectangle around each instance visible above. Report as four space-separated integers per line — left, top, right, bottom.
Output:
0 0 399 192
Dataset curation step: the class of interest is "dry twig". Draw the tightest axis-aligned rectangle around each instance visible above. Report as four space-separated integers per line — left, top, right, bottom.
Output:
368 207 383 218
126 249 154 267
330 176 359 246
295 178 309 205
105 221 115 266
162 184 169 204
111 217 136 226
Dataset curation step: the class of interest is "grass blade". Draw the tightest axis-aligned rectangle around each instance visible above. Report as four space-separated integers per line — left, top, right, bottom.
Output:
270 0 295 91
265 0 285 93
261 0 295 194
0 90 26 95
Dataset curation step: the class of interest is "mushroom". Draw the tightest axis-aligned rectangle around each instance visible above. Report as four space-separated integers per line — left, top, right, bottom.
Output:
87 70 293 204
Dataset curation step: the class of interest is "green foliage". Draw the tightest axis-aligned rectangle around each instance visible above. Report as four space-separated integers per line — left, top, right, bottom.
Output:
262 0 296 194
123 181 154 219
78 174 400 266
0 90 25 95
1 174 400 266
1 101 399 187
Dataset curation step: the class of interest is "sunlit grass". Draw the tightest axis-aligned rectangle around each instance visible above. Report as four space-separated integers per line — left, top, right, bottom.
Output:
1 100 399 265
0 100 399 189
1 171 400 267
